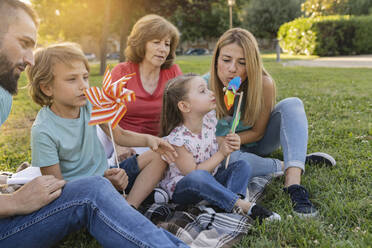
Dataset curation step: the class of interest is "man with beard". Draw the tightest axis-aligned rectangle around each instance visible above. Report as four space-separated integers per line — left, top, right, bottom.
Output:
0 1 187 248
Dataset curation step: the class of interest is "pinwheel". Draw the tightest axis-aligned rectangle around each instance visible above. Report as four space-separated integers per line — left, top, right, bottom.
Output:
224 76 241 111
84 66 135 168
223 77 243 168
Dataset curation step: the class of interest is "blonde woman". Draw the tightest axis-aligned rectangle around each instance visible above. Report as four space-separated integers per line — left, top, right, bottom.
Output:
112 14 182 136
204 28 336 218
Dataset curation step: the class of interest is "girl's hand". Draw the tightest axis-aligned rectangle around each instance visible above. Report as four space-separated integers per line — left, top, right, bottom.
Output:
225 133 241 151
117 146 136 162
146 135 178 163
104 168 128 191
219 138 234 157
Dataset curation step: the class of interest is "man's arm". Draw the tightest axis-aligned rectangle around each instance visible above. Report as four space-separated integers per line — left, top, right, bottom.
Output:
0 176 66 218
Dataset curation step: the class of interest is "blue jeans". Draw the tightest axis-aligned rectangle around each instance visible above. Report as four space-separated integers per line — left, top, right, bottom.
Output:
116 154 140 194
0 176 188 248
172 160 252 212
228 97 308 175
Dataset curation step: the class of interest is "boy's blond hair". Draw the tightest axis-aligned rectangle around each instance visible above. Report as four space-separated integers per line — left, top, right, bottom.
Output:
27 42 89 107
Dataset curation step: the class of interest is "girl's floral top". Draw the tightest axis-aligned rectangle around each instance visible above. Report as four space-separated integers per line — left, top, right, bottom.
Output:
159 110 219 198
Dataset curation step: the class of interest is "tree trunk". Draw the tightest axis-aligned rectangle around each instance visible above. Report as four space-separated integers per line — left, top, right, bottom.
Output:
119 0 134 62
100 0 112 75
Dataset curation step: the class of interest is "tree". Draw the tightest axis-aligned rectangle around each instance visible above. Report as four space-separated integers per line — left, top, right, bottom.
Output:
31 0 247 70
301 0 372 17
31 0 108 44
242 0 303 39
169 0 245 43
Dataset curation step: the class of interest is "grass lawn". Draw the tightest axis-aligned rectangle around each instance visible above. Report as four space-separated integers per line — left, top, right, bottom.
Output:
1 54 371 247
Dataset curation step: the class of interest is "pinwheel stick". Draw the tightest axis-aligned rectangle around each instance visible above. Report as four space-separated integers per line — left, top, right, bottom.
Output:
225 92 243 169
107 121 127 197
108 121 120 168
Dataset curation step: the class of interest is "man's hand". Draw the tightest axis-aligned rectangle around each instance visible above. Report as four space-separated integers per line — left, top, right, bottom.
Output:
146 135 178 164
12 176 66 215
104 168 128 191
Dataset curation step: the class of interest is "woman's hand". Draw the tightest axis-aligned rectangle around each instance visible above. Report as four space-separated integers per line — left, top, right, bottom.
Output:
104 168 128 191
225 133 241 151
146 135 178 164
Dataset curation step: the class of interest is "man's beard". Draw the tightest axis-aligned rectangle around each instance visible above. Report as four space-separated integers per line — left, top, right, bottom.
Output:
0 53 23 95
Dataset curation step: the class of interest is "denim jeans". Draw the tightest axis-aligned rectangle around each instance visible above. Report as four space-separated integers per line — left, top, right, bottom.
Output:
0 176 188 248
114 154 140 194
228 97 308 175
172 160 252 212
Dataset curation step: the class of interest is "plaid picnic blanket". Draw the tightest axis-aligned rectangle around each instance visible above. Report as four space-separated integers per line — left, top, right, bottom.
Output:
143 173 278 248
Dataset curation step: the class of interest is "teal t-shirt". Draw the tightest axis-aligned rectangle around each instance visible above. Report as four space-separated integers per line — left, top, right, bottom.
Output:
31 103 107 181
203 73 256 148
0 86 12 127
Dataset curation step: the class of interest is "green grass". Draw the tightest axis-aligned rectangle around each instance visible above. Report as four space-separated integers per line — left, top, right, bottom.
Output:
1 54 371 247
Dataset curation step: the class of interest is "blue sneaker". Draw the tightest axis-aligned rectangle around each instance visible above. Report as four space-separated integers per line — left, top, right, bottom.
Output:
284 184 318 218
306 152 336 166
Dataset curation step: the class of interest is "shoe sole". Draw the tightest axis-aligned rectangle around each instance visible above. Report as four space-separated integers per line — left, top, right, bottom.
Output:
293 210 318 218
306 152 336 166
267 212 281 221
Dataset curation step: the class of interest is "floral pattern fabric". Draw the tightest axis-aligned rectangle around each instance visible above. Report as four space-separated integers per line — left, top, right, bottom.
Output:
159 110 219 198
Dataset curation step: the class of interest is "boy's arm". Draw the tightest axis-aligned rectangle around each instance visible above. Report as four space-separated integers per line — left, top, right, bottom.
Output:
40 164 64 180
99 124 148 147
99 124 177 163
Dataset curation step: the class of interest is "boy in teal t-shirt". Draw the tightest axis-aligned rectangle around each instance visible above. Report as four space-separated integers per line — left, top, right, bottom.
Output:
31 102 107 181
28 43 177 208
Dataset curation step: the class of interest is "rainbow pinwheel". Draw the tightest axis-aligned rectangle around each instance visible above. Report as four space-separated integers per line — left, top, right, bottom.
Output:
84 67 136 129
223 76 243 168
224 77 241 110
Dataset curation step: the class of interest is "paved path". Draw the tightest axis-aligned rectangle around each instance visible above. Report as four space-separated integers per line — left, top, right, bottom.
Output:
283 55 372 68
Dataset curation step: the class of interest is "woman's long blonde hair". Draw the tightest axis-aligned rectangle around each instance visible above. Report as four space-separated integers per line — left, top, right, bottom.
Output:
210 28 276 126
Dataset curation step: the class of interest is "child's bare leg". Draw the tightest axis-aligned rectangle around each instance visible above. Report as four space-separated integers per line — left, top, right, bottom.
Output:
126 151 167 208
234 199 253 213
234 199 281 222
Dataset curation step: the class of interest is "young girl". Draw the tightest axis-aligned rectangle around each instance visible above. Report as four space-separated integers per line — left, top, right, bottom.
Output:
27 43 177 209
158 74 280 222
206 28 336 217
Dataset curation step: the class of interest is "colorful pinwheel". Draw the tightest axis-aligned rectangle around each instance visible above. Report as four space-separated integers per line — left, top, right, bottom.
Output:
223 77 243 168
224 76 241 110
84 66 136 169
84 67 135 129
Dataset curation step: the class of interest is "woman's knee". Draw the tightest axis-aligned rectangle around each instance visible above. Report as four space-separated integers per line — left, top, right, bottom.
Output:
278 97 304 110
